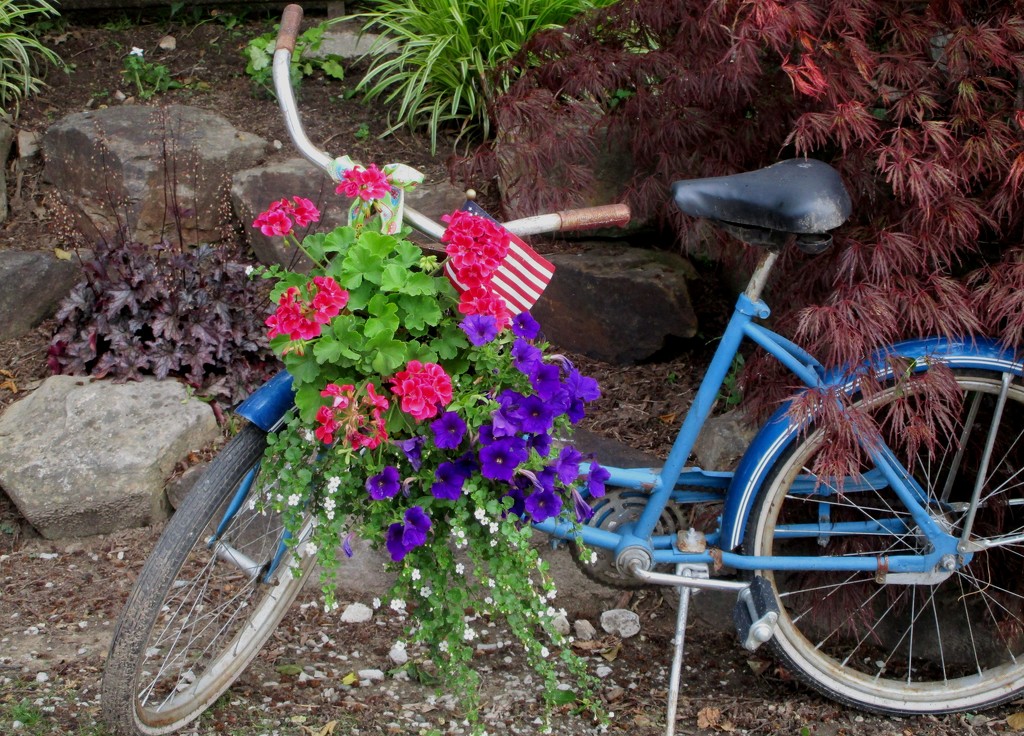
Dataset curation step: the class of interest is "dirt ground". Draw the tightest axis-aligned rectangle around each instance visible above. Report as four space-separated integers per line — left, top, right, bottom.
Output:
1 8 1024 736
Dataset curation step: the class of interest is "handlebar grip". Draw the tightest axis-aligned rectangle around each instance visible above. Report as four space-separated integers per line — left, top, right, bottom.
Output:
557 204 632 231
276 4 304 53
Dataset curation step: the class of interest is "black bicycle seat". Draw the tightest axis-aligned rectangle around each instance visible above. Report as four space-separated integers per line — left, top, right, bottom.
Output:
671 159 851 236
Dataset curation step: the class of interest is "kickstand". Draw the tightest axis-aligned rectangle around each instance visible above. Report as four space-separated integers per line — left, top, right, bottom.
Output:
664 564 698 736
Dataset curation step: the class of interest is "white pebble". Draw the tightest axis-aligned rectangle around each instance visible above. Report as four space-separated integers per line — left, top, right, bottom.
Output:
389 644 409 666
340 603 373 623
600 609 641 638
551 614 571 636
573 619 597 641
358 668 385 682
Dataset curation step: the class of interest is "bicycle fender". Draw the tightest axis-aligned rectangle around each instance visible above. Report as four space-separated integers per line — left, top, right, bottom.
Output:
719 336 1023 551
235 370 295 431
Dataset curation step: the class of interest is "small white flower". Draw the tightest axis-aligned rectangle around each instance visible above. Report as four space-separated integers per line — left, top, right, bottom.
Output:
545 606 556 617
287 494 301 507
326 476 341 493
393 640 406 651
487 578 496 589
474 507 486 521
490 539 498 547
484 596 493 605
390 598 407 613
129 46 144 57
463 626 476 641
439 640 449 652
324 497 336 511
546 590 557 600
301 541 318 558
488 522 498 533
372 597 381 609
540 646 550 658
421 585 432 597
245 265 255 276
301 429 315 443
325 510 335 520
411 568 421 581
455 563 465 575
588 550 598 564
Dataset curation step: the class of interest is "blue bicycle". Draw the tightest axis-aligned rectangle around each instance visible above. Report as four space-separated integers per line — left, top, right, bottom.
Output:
101 6 1024 735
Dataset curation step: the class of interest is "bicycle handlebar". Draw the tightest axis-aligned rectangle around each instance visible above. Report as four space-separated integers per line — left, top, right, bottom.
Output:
271 4 631 239
276 4 304 53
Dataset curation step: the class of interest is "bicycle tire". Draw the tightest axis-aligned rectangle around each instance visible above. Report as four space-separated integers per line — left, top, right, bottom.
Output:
744 368 1024 714
102 423 314 736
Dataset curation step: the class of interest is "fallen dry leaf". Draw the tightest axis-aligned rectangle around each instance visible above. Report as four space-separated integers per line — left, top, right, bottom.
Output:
697 706 722 729
1007 712 1024 730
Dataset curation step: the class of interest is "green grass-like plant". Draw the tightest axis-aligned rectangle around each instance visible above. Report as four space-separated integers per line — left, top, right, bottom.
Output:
0 0 62 115
349 0 616 152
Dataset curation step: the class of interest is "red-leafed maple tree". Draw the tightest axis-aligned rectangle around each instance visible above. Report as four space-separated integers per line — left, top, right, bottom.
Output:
464 0 1024 416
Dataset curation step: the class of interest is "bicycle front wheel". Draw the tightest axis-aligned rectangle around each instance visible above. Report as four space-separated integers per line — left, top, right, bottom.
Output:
102 423 314 736
745 368 1024 714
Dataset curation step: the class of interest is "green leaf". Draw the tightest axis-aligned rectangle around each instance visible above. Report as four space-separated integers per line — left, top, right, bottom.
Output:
283 351 321 386
366 335 408 374
294 383 325 419
397 294 443 333
380 262 410 292
550 688 576 706
321 57 346 80
322 227 356 257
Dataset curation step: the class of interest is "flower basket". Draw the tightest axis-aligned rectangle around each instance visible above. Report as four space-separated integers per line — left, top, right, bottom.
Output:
251 166 609 727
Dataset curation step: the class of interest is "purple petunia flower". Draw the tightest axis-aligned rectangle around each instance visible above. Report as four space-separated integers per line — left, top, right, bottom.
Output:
393 436 424 471
530 363 562 401
366 466 401 500
553 445 583 485
512 312 541 340
525 488 562 523
431 461 468 500
384 506 433 562
342 531 355 558
385 522 407 561
566 367 601 403
492 391 525 437
570 487 594 522
402 506 432 547
430 411 467 450
529 432 552 456
479 437 529 482
587 463 610 498
511 339 543 376
514 395 556 434
460 314 499 346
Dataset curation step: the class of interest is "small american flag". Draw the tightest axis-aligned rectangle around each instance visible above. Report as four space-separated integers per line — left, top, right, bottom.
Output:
443 201 555 314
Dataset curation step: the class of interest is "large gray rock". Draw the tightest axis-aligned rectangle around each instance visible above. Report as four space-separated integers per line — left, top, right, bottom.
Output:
42 105 268 246
532 243 698 363
0 250 80 340
692 409 758 471
0 376 219 539
232 157 468 269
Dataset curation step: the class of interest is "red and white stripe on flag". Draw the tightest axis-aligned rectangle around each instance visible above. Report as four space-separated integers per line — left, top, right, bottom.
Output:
443 201 555 314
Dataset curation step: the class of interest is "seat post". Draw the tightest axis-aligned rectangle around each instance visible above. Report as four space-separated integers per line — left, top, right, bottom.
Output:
742 247 781 304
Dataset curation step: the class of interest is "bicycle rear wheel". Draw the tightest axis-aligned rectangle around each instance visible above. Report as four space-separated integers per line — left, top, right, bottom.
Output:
102 423 314 736
745 368 1024 714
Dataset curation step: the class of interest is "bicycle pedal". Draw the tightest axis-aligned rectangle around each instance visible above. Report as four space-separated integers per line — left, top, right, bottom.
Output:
733 576 779 652
675 528 707 553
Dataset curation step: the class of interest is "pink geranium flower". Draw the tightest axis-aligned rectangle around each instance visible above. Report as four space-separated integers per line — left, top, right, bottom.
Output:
389 361 453 422
290 196 321 227
336 164 392 201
